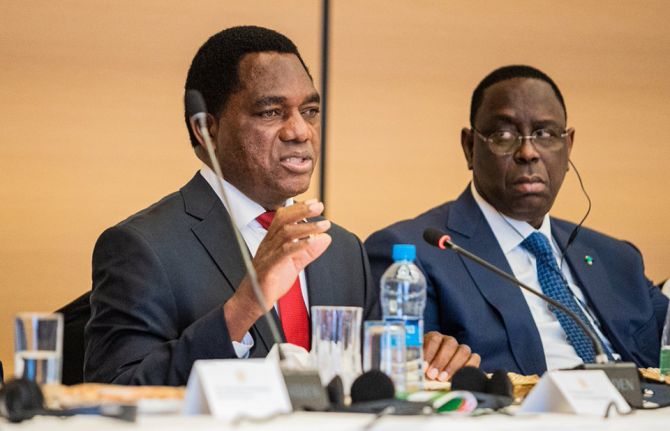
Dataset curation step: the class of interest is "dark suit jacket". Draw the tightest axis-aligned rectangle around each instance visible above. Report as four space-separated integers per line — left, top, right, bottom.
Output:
84 173 379 386
365 188 668 375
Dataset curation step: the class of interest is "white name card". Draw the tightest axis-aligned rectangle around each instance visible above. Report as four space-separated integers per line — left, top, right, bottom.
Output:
520 370 631 415
183 359 292 421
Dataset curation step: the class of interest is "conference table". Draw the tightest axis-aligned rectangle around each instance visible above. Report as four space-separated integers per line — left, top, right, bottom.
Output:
3 408 669 430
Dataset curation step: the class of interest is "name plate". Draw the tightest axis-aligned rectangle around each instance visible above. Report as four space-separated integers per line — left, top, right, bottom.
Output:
520 370 631 415
183 359 292 420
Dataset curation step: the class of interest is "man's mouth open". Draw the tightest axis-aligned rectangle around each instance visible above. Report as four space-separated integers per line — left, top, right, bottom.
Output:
280 156 313 173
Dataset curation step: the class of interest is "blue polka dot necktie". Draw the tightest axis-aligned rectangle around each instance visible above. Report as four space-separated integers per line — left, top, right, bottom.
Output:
520 232 598 363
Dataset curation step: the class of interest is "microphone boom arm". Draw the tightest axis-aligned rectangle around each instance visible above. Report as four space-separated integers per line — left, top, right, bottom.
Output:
427 229 608 364
186 90 285 354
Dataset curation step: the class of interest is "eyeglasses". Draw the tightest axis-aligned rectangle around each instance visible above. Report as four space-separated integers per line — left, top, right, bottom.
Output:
473 127 569 155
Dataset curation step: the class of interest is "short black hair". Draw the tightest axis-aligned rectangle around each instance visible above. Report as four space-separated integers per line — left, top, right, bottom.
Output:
469 65 566 126
184 25 311 147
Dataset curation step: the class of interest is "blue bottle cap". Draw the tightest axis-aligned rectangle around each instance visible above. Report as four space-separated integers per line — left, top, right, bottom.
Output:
392 244 416 262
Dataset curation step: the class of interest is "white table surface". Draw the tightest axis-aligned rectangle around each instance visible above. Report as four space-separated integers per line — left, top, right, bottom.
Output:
2 409 669 431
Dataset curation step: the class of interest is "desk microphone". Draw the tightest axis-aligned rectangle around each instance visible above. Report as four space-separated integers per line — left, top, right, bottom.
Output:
337 370 432 415
0 379 136 423
422 228 643 408
185 90 329 412
450 367 513 410
185 90 285 353
423 228 608 363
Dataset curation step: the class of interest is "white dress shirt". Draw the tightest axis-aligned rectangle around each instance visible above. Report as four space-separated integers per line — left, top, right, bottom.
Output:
470 183 617 370
200 164 310 358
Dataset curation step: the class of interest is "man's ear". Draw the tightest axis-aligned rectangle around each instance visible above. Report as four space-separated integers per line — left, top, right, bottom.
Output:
461 127 474 170
189 113 218 149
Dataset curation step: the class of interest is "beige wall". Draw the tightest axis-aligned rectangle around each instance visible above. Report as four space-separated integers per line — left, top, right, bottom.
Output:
1 0 669 374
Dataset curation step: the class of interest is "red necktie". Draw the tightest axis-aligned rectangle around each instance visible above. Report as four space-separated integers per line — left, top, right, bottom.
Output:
256 211 310 351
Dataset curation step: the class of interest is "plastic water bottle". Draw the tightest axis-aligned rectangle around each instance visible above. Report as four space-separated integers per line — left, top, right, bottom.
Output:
660 306 670 376
380 244 427 392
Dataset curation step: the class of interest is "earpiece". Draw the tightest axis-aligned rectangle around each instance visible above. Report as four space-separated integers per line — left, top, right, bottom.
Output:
560 158 592 265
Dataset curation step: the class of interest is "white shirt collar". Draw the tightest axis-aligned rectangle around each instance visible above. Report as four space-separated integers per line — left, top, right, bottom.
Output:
199 164 293 231
470 182 553 253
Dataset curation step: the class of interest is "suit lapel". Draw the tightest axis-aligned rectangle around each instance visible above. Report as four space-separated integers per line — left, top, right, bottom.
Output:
181 174 282 354
551 222 629 358
191 205 246 293
448 189 547 374
305 257 334 310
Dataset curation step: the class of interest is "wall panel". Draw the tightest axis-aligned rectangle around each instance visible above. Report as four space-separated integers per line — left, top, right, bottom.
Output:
1 0 668 375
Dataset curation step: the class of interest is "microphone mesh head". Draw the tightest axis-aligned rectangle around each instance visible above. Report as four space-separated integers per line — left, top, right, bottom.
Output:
0 378 44 423
485 369 513 397
423 228 449 249
450 366 487 393
350 370 395 403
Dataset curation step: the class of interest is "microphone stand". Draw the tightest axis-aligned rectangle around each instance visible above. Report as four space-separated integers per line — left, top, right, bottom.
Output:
423 228 644 408
185 90 330 412
186 90 285 355
439 234 608 364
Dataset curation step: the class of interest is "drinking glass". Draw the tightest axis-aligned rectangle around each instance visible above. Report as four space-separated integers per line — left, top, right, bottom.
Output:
363 320 406 394
14 312 63 384
310 306 362 394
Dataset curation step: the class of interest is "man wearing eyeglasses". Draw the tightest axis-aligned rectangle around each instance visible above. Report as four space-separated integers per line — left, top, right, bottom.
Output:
365 65 668 376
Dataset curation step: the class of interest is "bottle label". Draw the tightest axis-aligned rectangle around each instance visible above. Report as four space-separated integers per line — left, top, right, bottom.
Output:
386 318 423 348
404 319 423 348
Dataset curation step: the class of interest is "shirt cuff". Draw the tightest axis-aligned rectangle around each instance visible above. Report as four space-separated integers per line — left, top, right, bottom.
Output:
232 331 254 358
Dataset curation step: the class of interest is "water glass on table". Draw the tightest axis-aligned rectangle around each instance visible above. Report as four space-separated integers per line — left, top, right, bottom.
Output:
310 306 362 394
363 320 406 394
14 312 63 384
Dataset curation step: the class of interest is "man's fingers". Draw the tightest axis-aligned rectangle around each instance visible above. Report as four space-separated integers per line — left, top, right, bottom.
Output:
424 333 458 380
465 352 481 368
422 331 443 366
442 344 472 381
423 334 479 382
282 233 332 269
248 200 332 312
262 200 329 244
427 336 459 381
256 233 332 307
259 233 332 283
273 199 324 225
275 219 331 242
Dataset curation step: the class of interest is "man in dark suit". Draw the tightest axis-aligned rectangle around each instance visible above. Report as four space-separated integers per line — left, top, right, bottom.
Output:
85 26 477 386
366 65 669 376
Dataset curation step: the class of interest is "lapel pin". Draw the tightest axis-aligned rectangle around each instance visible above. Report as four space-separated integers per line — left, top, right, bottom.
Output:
584 255 593 266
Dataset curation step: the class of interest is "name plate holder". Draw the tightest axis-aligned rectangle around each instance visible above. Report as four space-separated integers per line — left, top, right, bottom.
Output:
183 359 292 421
520 370 631 416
